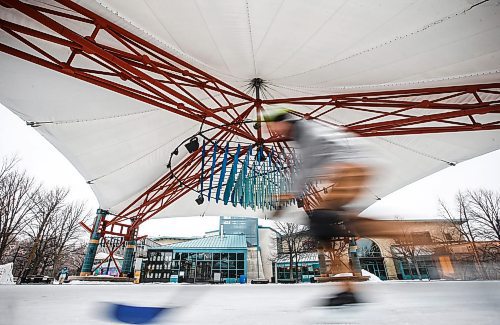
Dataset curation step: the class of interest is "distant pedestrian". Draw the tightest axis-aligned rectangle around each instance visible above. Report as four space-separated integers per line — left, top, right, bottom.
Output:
58 266 69 284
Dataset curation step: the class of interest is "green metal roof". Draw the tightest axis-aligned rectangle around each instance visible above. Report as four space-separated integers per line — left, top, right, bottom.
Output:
165 235 248 249
151 235 201 241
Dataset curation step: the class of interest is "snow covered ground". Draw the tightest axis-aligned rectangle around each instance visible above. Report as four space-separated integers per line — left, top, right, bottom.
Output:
1 281 499 325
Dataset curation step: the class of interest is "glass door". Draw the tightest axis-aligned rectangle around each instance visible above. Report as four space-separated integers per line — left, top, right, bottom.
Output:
196 261 212 282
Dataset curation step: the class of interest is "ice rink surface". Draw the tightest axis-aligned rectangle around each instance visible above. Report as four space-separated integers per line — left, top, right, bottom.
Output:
1 281 499 325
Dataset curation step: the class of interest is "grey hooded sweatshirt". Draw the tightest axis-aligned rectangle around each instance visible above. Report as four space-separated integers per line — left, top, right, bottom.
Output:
290 119 370 196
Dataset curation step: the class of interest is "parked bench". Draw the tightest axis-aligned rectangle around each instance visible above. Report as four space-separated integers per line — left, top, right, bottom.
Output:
22 275 53 284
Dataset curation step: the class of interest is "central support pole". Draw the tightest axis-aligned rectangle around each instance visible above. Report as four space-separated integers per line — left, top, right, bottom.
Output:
80 209 107 276
252 78 264 142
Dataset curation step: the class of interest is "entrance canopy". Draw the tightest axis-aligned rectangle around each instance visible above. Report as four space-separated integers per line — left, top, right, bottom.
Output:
1 1 499 227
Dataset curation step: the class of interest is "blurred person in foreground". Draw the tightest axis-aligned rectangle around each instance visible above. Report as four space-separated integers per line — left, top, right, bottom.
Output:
265 107 382 307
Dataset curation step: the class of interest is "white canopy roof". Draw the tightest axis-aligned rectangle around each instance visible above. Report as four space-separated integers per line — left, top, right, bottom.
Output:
1 0 499 219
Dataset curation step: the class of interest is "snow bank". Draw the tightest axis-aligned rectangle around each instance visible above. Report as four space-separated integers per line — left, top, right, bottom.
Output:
69 280 134 285
0 263 15 285
333 269 382 282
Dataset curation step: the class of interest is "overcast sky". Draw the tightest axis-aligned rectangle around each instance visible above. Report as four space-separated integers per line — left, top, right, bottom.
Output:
1 104 499 237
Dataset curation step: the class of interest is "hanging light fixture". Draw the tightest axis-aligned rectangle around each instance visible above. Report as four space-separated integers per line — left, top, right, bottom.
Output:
185 136 199 153
195 194 204 205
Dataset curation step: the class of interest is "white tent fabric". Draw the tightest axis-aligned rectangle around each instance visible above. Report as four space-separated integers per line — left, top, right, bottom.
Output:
1 0 499 218
93 0 500 90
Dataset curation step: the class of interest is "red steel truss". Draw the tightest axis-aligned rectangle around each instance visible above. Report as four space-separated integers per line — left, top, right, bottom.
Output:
1 0 500 241
263 84 500 137
0 0 257 141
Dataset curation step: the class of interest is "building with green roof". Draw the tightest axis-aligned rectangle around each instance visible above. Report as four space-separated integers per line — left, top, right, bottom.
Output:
141 217 278 283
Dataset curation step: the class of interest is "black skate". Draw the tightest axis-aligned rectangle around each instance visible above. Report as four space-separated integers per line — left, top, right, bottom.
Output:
322 291 359 307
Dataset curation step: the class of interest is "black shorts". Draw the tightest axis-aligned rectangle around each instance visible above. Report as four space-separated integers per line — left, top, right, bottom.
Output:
308 209 356 241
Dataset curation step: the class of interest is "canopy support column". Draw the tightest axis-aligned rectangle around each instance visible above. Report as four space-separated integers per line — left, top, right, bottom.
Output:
120 225 138 277
349 238 362 277
80 209 107 276
120 239 136 277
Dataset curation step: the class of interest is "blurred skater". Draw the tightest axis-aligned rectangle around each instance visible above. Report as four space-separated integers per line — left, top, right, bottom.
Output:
265 108 375 306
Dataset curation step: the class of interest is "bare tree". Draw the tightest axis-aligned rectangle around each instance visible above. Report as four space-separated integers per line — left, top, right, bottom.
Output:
0 155 92 281
0 157 39 263
439 192 489 279
0 155 17 179
59 240 87 275
48 201 91 277
468 189 500 241
477 242 500 280
390 220 434 280
274 222 312 281
19 187 68 281
12 195 91 280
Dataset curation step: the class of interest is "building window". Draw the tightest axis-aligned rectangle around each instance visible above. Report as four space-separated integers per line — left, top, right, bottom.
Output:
357 238 382 258
275 262 320 282
398 259 432 279
220 217 258 247
357 238 388 280
143 249 246 283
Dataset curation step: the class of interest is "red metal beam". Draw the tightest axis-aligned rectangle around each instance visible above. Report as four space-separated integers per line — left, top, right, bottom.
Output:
351 104 500 133
361 124 500 137
262 84 500 137
263 83 500 103
79 221 92 234
92 237 124 273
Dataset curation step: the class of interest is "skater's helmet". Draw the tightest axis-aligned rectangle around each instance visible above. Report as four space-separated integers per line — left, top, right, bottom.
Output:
263 107 297 123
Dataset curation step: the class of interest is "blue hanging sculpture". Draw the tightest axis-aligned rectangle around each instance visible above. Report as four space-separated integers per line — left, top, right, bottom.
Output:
198 141 294 210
